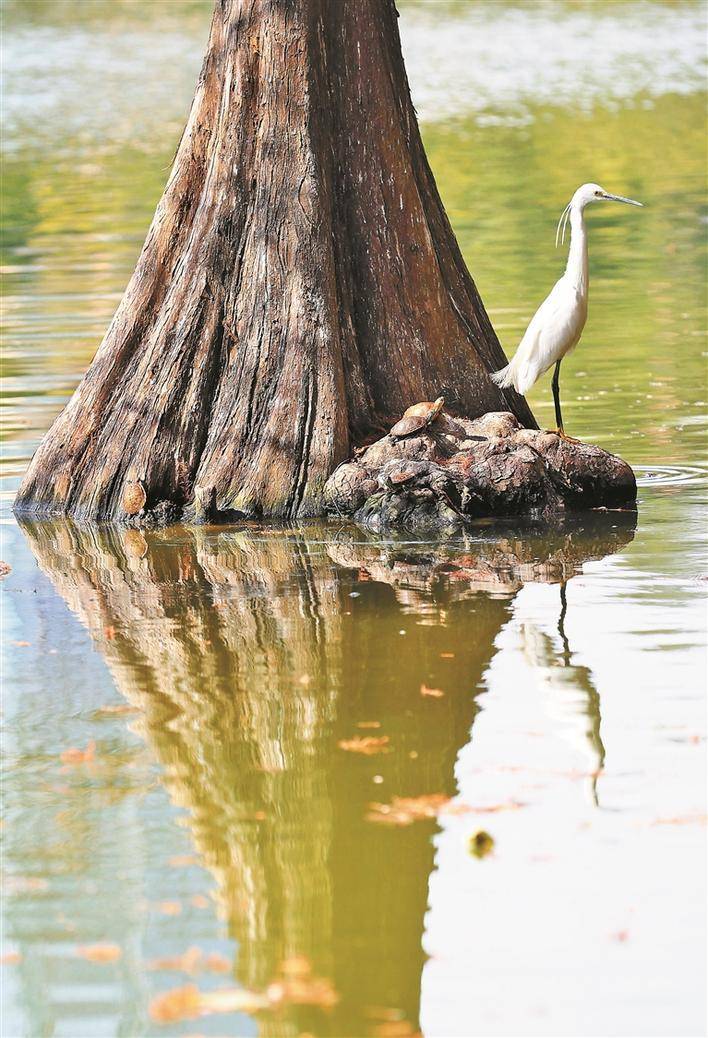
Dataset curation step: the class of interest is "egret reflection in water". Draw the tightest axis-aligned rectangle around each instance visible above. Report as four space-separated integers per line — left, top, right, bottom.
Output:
15 515 635 1035
521 583 605 806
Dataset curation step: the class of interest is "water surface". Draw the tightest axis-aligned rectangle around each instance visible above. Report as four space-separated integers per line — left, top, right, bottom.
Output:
1 2 706 1036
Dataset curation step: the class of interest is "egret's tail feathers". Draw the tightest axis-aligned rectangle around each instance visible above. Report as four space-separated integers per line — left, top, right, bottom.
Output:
491 363 515 390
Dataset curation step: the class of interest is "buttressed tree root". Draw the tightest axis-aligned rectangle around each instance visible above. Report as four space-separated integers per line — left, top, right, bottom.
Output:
324 410 636 533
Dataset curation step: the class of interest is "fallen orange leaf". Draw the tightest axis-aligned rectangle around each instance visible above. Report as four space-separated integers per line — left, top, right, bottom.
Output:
168 855 200 867
338 736 390 755
267 976 338 1010
156 901 182 916
149 962 337 1025
190 894 210 909
4 875 49 893
76 943 122 963
280 955 312 979
204 953 231 974
365 1007 407 1021
373 1023 421 1037
94 704 139 717
356 721 382 729
366 794 451 825
366 794 522 825
149 983 202 1023
651 814 707 826
60 741 96 765
199 988 269 1014
149 946 203 974
149 983 269 1024
473 801 525 814
420 684 444 698
0 952 22 965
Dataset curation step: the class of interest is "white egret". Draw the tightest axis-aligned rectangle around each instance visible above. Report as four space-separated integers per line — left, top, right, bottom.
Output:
492 182 643 438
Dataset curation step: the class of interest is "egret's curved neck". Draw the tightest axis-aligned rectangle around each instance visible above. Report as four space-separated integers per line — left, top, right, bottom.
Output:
565 205 589 295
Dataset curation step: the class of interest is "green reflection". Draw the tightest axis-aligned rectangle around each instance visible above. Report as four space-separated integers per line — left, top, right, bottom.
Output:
17 515 634 1035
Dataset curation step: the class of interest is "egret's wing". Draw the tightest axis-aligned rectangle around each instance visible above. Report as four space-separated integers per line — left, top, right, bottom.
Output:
511 279 585 392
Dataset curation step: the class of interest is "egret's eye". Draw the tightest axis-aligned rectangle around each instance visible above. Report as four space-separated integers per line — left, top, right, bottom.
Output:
595 190 602 196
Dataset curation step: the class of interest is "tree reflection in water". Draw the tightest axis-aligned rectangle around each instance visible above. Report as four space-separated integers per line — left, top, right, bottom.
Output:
20 514 635 1036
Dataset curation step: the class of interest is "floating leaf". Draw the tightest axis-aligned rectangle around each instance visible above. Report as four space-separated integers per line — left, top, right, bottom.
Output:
60 741 96 765
365 1006 407 1022
472 801 525 814
280 955 312 979
267 977 338 1010
420 684 444 698
372 1022 421 1037
198 988 269 1014
468 830 495 859
168 855 200 867
149 983 268 1024
149 983 202 1023
356 721 382 729
149 958 337 1025
190 894 210 910
149 946 203 974
266 956 339 1010
76 943 122 963
156 900 182 916
652 814 707 826
338 736 390 755
0 951 22 965
204 953 231 974
148 947 232 976
93 704 138 717
0 561 12 578
4 875 49 893
366 794 452 825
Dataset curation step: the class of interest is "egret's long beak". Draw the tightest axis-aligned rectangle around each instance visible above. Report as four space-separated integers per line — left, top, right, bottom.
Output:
601 192 643 207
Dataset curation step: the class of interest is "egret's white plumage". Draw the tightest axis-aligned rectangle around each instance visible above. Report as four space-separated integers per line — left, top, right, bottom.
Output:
492 182 642 434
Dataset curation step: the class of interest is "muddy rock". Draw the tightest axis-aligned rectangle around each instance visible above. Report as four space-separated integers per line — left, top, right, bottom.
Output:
324 408 636 533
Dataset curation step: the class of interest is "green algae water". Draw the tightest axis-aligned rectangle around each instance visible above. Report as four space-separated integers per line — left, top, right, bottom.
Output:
1 2 706 1036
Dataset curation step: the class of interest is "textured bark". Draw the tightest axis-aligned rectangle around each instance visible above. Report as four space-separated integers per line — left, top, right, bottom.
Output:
15 0 534 523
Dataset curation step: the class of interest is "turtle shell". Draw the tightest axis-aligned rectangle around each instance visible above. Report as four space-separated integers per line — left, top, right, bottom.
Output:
389 397 444 439
389 414 429 438
402 397 444 422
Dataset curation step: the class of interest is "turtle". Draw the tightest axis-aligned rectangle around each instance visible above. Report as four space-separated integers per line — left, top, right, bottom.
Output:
389 397 445 440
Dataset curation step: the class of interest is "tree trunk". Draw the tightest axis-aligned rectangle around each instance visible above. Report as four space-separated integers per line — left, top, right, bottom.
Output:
15 0 535 523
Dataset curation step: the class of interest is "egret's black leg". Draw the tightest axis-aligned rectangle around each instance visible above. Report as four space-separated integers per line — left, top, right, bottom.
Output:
552 360 564 435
